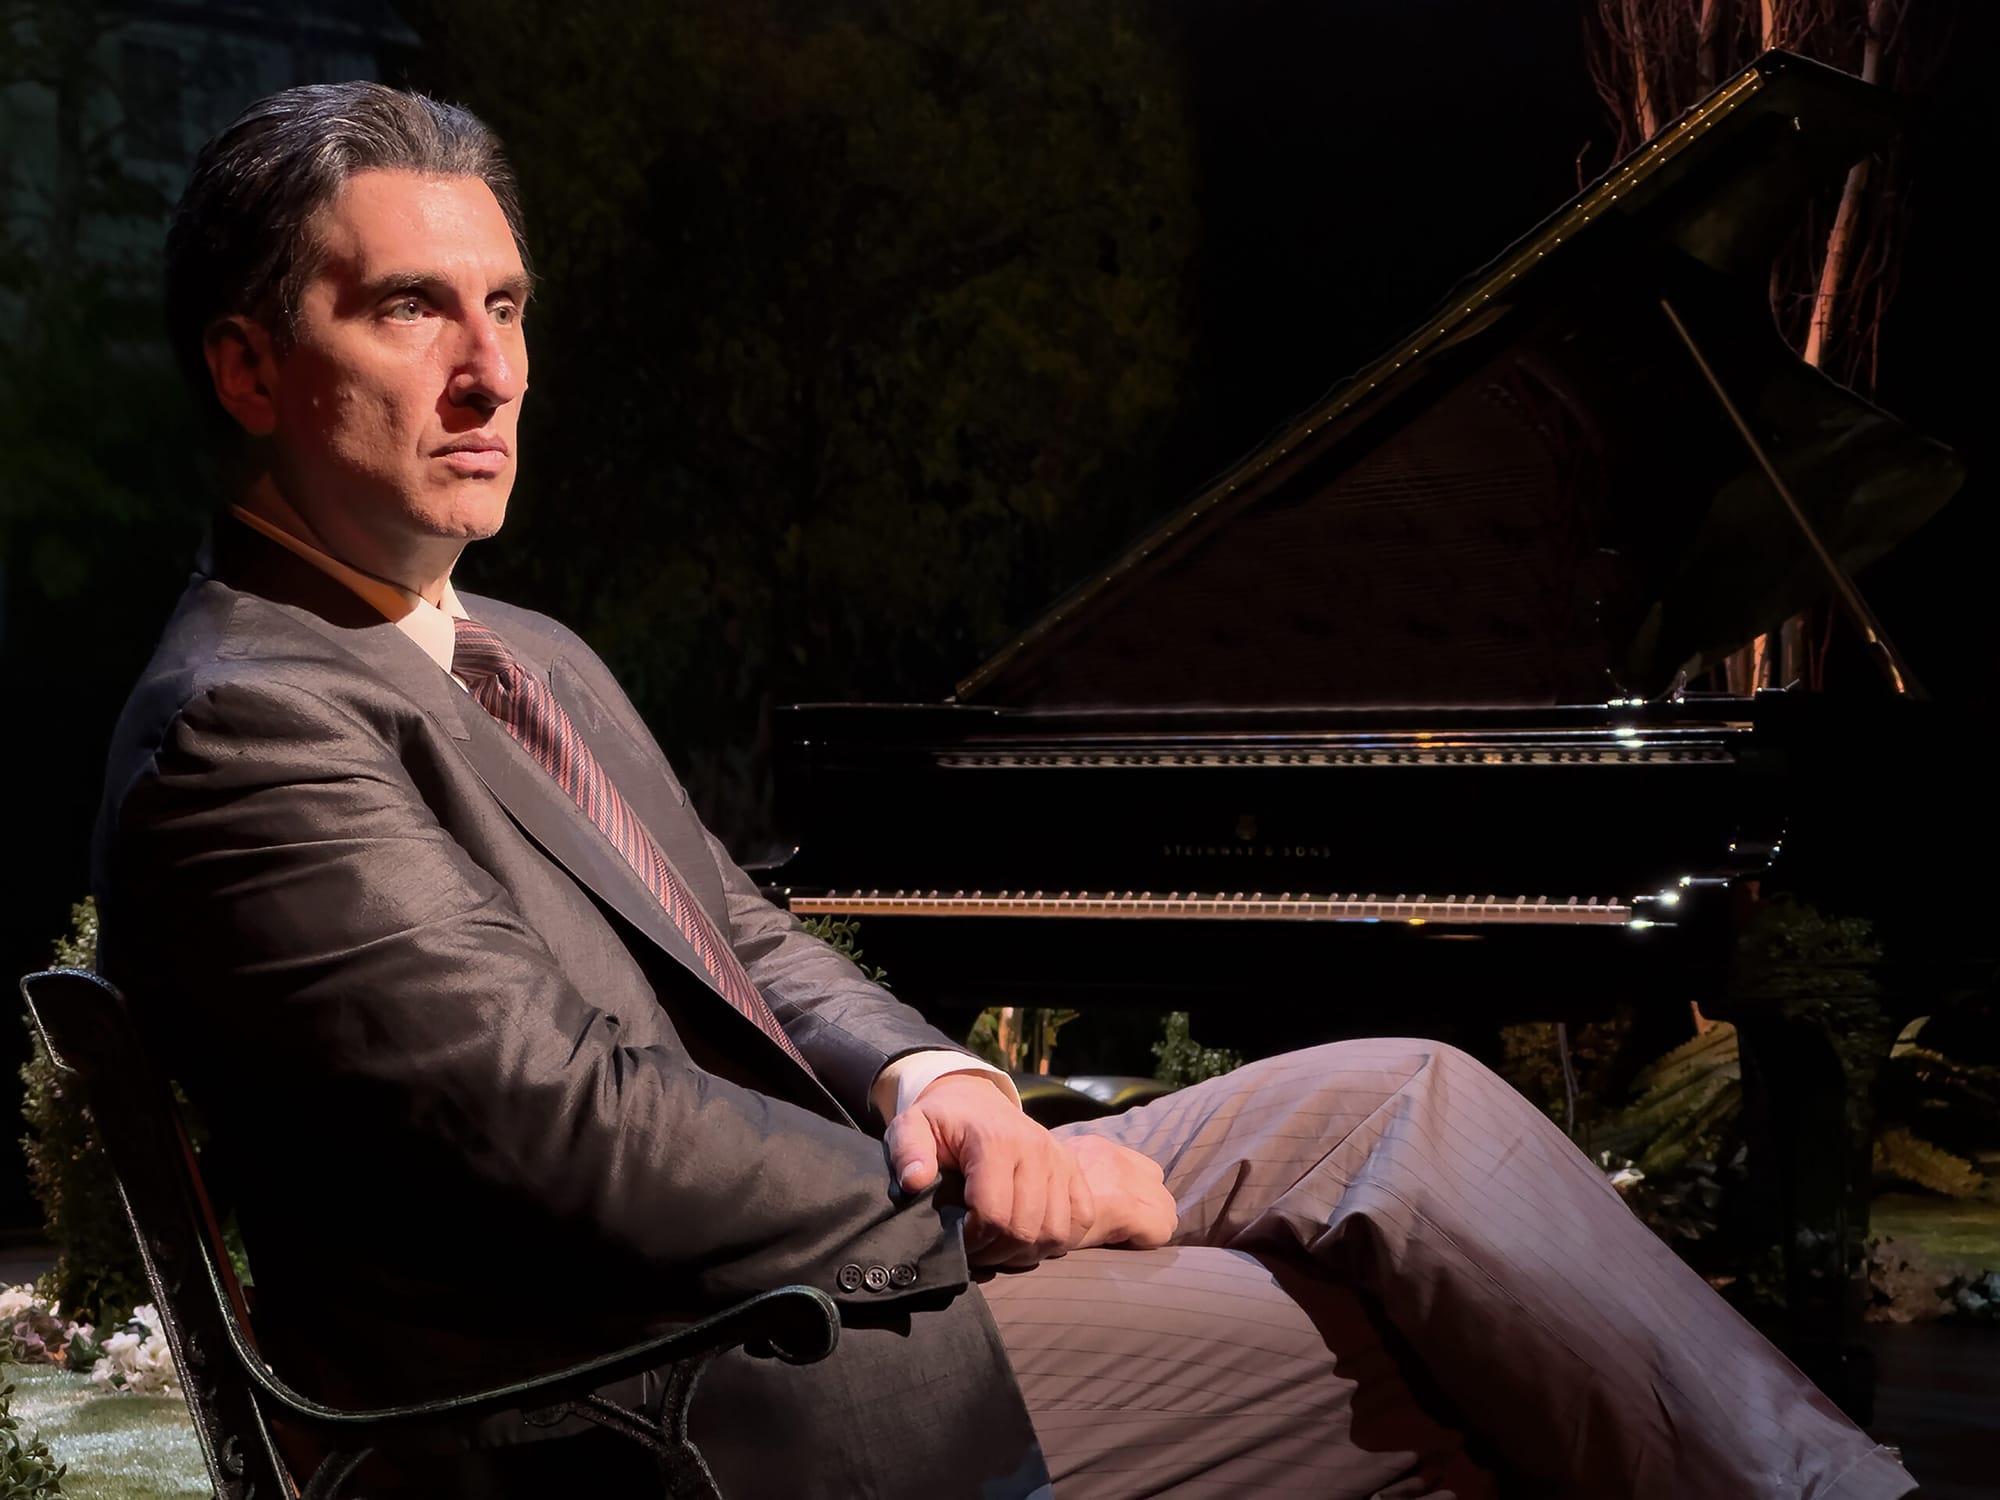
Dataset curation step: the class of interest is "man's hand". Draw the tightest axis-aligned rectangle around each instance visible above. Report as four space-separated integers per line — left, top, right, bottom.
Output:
885 1072 1097 1267
1065 1132 1177 1251
884 1073 1179 1266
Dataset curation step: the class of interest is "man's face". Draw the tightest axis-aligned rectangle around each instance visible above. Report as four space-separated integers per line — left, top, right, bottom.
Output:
263 169 529 576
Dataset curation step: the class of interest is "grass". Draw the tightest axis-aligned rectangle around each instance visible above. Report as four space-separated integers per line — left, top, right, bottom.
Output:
1871 1192 2000 1270
3 1366 209 1500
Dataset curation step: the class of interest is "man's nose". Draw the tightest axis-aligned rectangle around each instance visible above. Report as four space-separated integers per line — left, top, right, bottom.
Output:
446 312 525 412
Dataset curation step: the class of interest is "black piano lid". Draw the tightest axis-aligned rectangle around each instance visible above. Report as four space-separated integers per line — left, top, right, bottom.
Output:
954 51 1963 712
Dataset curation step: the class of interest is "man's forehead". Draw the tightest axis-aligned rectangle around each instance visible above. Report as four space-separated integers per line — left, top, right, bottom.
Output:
311 169 522 280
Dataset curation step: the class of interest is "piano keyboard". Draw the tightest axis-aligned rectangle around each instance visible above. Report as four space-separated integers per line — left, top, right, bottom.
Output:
937 744 1737 769
788 890 1637 926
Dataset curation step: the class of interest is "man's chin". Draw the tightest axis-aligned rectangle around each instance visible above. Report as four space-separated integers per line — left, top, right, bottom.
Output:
449 519 508 546
425 481 513 540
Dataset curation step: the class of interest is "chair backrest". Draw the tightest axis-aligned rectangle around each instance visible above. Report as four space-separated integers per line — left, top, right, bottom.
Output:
21 968 300 1499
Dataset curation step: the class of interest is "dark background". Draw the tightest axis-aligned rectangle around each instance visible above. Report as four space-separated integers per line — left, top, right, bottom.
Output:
1 0 1989 1231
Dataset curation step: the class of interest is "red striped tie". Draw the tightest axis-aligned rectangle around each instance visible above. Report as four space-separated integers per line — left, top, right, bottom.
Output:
452 617 813 1074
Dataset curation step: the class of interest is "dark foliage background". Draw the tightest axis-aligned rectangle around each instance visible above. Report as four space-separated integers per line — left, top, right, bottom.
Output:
399 0 1203 839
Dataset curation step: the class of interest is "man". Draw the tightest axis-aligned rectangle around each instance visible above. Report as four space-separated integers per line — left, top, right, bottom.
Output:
95 82 1915 1499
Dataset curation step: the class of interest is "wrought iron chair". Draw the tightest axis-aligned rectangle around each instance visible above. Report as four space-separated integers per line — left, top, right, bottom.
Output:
19 967 840 1500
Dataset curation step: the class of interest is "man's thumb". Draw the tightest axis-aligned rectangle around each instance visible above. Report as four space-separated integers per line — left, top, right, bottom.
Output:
885 1112 941 1193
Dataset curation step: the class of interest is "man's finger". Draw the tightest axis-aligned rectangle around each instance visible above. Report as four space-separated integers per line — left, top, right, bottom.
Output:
1067 1151 1098 1246
962 1150 1016 1247
1123 1178 1178 1248
884 1111 941 1192
1008 1153 1049 1250
1043 1156 1072 1252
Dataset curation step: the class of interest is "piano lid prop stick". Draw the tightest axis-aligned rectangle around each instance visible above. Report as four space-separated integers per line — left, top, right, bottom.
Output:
1657 296 1926 701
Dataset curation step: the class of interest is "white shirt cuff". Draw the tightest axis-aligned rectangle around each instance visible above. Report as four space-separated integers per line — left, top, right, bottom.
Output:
870 1049 1020 1121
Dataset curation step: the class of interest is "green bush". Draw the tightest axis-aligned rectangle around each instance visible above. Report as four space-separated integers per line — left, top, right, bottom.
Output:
22 902 257 1327
797 915 887 985
1150 1012 1243 1088
0 1382 66 1498
19 901 148 1329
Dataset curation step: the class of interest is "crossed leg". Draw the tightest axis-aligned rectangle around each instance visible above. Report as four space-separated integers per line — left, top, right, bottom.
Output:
981 1240 1498 1498
982 1039 1916 1500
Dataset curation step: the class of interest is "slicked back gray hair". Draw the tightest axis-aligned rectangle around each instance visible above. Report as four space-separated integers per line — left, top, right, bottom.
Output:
165 81 531 431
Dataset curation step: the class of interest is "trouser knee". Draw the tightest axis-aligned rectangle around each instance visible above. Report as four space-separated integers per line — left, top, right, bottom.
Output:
1276 1037 1551 1140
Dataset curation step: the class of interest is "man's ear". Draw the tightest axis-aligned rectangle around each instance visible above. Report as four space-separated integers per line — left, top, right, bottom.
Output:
202 315 281 437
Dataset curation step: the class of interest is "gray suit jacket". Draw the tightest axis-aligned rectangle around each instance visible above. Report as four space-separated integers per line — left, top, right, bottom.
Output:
93 517 1049 1498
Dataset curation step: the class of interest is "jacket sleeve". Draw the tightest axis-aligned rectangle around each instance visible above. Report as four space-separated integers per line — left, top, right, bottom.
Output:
99 673 968 1315
706 828 987 1116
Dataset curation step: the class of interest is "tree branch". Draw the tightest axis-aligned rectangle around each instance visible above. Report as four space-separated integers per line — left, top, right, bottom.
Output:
1801 0 1888 368
1695 0 1721 92
1622 0 1661 138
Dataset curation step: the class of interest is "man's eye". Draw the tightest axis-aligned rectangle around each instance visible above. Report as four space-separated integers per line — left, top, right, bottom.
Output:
385 297 424 321
491 302 523 327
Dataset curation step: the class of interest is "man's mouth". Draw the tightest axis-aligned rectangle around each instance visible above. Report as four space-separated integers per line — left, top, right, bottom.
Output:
436 437 510 474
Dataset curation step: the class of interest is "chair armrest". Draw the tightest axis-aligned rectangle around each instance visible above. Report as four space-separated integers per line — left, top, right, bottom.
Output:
232 1283 839 1435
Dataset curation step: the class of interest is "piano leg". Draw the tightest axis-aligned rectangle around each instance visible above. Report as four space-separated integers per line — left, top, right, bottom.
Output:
1734 1012 1875 1424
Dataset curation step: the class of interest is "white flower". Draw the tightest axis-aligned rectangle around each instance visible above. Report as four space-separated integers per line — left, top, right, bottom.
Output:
85 1308 180 1395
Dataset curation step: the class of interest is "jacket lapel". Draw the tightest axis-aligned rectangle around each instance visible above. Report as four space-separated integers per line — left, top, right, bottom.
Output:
206 518 836 1108
207 516 720 1001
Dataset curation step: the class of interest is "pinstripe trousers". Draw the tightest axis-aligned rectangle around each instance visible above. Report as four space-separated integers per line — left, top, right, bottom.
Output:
980 1040 1917 1500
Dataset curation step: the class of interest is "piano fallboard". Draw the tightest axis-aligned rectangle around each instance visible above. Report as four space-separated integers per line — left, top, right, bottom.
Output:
771 700 1782 907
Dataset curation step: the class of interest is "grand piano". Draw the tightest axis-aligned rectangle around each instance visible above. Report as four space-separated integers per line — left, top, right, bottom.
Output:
764 53 1976 1411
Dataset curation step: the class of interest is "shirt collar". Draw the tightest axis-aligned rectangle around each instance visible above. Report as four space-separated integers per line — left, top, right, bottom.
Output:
229 504 466 677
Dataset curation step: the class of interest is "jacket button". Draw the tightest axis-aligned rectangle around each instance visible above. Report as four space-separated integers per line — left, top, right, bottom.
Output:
862 1264 891 1293
836 1263 863 1293
889 1263 918 1288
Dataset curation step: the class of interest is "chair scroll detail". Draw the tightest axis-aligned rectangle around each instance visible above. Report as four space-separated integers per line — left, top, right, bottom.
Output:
19 968 840 1500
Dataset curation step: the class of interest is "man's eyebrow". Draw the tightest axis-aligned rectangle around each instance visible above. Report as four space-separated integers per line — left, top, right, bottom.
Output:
358 270 535 304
